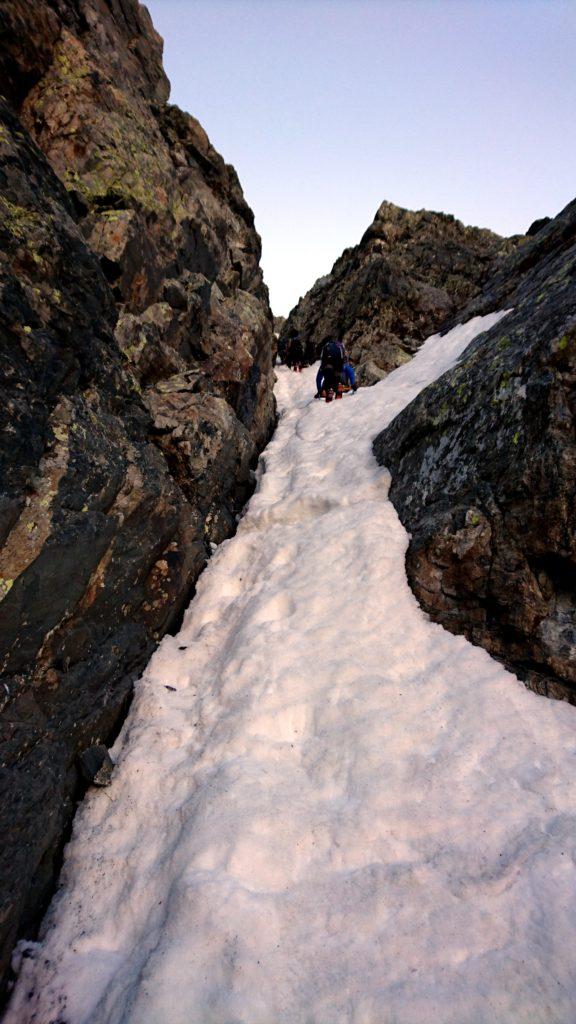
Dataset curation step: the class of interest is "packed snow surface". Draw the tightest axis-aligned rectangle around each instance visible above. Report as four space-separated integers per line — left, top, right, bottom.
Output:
8 313 576 1024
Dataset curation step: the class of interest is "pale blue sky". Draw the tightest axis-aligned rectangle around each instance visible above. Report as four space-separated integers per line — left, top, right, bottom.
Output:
146 0 575 315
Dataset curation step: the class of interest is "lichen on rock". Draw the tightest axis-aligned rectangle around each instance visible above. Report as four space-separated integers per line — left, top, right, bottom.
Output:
0 0 275 995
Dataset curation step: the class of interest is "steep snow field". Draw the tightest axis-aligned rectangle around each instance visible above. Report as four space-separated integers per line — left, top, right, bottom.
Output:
8 313 576 1024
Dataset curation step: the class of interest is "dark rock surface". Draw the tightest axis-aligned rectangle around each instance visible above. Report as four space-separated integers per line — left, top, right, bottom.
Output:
280 200 513 380
527 216 551 237
0 0 274 990
78 744 114 786
374 197 576 703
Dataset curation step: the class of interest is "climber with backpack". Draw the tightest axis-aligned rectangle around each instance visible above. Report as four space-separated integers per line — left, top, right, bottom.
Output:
315 337 357 401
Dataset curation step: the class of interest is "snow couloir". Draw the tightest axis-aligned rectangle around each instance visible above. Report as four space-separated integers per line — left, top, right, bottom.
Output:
7 312 576 1024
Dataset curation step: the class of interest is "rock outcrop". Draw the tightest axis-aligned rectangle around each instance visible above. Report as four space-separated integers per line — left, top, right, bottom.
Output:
280 201 512 380
374 198 576 703
0 0 274 990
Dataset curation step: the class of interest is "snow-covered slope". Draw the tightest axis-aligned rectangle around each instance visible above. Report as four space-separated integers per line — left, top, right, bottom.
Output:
7 314 576 1024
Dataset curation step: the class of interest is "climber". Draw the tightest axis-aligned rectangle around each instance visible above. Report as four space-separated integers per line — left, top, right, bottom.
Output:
315 337 357 400
315 337 343 397
342 359 357 392
286 330 304 372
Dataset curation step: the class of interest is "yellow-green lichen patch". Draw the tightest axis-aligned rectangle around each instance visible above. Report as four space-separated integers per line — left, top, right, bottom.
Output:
52 425 69 443
61 108 171 214
512 430 521 445
99 210 126 223
0 578 14 602
52 38 91 85
0 196 42 241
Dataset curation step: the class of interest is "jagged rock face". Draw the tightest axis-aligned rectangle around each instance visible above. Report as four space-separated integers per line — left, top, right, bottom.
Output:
374 198 576 703
12 0 274 452
0 0 274 990
281 201 511 380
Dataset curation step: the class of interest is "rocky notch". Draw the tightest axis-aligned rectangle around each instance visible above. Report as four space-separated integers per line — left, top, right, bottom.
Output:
374 199 576 703
0 0 274 991
281 200 514 382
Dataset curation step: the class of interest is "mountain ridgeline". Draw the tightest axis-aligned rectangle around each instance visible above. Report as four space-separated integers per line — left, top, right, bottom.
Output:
280 201 516 380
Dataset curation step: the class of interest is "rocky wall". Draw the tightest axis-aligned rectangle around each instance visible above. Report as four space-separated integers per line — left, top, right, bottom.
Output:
0 0 275 991
374 199 576 703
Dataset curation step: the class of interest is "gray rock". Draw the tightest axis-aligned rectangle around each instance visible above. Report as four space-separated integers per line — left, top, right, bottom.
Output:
78 745 114 787
374 196 576 704
356 359 394 388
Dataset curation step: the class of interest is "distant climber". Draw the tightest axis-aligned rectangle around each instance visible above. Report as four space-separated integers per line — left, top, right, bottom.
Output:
286 330 304 372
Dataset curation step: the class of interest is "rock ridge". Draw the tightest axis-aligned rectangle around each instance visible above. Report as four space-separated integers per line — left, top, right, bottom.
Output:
280 199 513 380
